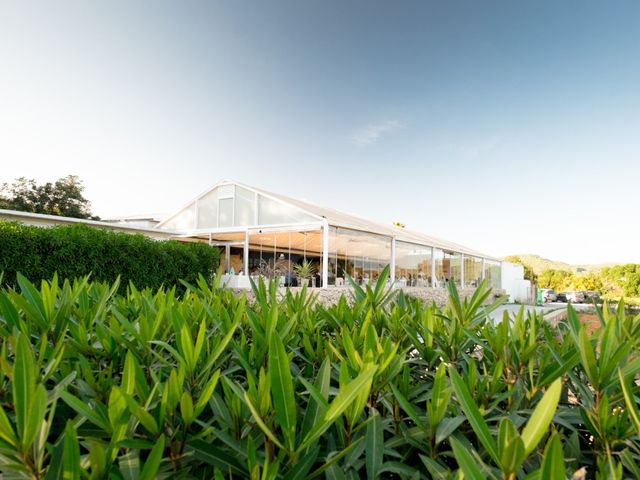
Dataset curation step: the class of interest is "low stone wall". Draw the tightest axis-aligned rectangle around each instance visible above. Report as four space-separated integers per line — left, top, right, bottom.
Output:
232 285 507 308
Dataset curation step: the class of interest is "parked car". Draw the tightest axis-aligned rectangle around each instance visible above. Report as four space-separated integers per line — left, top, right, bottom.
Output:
556 292 568 303
540 288 557 302
565 291 585 303
582 291 601 303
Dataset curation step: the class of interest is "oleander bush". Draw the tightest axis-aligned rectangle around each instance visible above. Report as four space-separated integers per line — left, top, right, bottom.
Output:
0 221 219 292
0 268 638 479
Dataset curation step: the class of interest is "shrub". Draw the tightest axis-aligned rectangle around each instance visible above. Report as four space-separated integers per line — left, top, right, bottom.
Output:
0 221 219 292
0 269 637 478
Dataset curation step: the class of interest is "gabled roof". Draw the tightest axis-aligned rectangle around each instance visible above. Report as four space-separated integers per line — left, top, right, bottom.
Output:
157 179 496 259
245 182 493 259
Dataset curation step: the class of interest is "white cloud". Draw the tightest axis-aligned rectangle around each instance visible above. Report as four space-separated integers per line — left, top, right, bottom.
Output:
349 120 404 147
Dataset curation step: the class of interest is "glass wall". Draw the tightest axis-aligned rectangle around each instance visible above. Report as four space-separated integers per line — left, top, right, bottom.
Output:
161 184 321 231
234 186 256 226
162 204 195 231
197 189 218 228
449 252 463 287
433 248 444 287
328 227 392 286
464 255 483 288
434 250 462 287
395 242 432 287
247 229 324 286
485 260 502 289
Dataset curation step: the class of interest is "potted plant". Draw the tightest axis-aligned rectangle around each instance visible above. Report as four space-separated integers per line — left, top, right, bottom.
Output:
293 260 316 287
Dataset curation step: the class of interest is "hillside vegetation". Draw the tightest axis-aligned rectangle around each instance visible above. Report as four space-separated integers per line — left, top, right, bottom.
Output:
504 254 615 276
505 255 640 303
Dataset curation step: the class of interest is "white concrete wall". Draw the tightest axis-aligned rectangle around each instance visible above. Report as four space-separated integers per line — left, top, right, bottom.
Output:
501 262 532 303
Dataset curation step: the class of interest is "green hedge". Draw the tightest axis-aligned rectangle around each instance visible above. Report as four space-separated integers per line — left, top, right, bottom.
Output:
0 221 219 291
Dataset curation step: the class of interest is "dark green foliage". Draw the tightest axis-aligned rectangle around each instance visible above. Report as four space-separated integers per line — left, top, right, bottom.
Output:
0 270 637 478
0 221 219 292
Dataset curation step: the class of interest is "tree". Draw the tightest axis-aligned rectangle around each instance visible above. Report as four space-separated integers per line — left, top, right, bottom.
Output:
0 175 98 220
538 269 573 291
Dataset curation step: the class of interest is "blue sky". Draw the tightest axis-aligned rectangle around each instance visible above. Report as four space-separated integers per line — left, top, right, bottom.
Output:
1 1 639 264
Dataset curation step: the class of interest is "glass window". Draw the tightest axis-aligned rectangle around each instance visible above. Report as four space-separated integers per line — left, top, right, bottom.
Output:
258 195 317 225
234 186 255 226
434 250 462 287
395 241 432 287
328 227 391 286
218 198 233 227
247 229 324 286
196 189 218 228
448 252 463 287
464 255 483 288
161 203 195 231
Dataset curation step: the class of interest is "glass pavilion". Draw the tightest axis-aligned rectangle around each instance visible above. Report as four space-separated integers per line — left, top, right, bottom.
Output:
156 180 502 289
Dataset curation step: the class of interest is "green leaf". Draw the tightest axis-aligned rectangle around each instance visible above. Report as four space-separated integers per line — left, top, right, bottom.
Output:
305 437 364 479
281 445 319 480
449 367 500 465
577 327 598 389
389 382 426 431
119 450 140 480
13 333 39 449
23 384 47 451
0 405 17 447
122 393 159 435
521 378 561 456
300 357 331 441
89 442 107 480
539 433 565 480
139 434 165 480
435 416 465 445
16 273 47 328
366 408 383 480
299 364 377 452
195 369 221 417
180 392 194 427
244 391 285 450
450 437 486 480
269 334 297 452
180 324 195 373
108 387 128 431
60 391 110 432
63 421 81 480
188 440 248 476
121 351 137 395
619 369 640 434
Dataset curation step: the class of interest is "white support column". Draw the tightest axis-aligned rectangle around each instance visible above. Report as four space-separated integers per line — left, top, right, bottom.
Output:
431 247 436 288
390 237 396 286
243 231 249 276
322 221 329 288
482 258 486 280
460 253 465 288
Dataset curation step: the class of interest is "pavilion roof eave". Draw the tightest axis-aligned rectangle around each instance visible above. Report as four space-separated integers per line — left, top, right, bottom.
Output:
177 220 326 237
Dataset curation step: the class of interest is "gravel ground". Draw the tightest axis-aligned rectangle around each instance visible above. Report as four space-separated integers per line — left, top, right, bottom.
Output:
234 285 507 308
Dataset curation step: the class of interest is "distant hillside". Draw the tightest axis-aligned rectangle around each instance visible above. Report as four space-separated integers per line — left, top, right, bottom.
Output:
504 254 617 275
